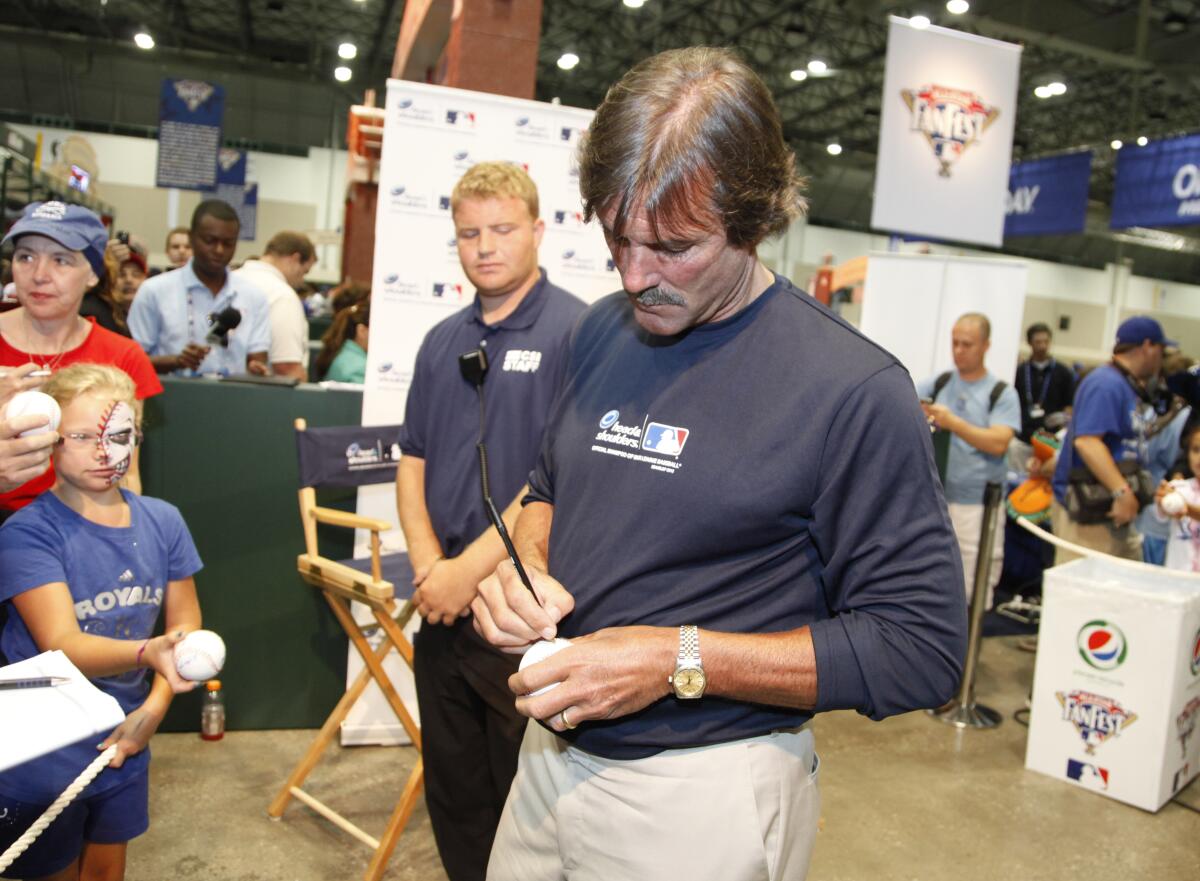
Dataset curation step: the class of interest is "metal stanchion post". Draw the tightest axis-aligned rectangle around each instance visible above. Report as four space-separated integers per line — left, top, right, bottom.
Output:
929 481 1003 729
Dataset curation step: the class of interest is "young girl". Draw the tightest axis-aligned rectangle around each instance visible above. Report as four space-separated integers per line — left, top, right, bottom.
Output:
0 363 202 881
1155 422 1200 572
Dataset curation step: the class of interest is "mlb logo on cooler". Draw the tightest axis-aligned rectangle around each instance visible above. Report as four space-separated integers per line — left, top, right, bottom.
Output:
1190 627 1200 676
445 109 476 127
643 422 689 457
1065 759 1109 791
1077 620 1127 671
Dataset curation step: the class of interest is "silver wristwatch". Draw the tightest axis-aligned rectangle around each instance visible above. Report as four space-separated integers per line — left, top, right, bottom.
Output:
668 624 707 699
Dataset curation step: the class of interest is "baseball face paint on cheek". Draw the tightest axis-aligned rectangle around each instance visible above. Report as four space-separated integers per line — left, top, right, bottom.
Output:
97 400 136 484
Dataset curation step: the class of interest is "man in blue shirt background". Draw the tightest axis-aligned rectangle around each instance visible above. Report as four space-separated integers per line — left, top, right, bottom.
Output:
128 200 270 377
1052 315 1172 563
917 313 1021 608
395 162 584 881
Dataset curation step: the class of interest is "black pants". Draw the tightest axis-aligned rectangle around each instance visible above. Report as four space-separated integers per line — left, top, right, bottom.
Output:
413 617 525 881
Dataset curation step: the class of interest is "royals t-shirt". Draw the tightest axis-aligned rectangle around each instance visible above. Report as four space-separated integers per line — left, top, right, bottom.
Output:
0 490 201 802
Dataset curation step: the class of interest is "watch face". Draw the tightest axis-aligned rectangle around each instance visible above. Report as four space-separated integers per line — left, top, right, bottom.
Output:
673 666 706 699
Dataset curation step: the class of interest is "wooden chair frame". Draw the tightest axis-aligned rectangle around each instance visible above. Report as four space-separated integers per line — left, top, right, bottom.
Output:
268 418 423 881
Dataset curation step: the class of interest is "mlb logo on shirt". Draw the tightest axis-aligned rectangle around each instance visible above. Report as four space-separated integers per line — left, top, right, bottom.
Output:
1065 758 1108 791
642 422 689 457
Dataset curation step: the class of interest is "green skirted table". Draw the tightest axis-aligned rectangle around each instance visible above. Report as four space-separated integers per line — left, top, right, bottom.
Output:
141 377 364 732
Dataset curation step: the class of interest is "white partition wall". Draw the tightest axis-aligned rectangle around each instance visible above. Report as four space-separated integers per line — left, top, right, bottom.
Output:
859 252 1028 385
342 81 616 745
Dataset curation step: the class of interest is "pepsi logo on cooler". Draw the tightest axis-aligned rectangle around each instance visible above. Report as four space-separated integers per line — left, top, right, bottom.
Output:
1077 620 1127 671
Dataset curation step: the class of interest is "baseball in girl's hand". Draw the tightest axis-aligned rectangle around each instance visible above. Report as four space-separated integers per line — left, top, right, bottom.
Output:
1162 491 1187 517
174 630 226 681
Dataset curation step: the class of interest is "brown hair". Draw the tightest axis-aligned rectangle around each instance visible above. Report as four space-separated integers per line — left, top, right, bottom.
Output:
451 161 539 220
328 282 370 314
316 298 370 378
165 226 189 249
92 248 128 332
265 231 316 262
578 46 805 248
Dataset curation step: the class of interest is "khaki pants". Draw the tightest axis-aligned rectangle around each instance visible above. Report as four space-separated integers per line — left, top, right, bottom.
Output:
487 721 820 881
1050 500 1142 565
947 502 1005 609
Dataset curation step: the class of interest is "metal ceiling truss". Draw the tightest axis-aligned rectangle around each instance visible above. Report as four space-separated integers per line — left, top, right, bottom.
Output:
4 0 1198 271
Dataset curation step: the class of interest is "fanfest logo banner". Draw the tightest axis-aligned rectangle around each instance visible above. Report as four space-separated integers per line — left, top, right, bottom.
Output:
1110 132 1200 229
155 78 225 191
872 17 1022 247
1004 151 1092 238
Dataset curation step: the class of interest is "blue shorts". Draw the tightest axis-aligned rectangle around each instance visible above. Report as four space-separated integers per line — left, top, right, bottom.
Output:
0 772 149 878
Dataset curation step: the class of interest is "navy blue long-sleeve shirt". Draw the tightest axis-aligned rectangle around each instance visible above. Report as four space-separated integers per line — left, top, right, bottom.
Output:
527 275 968 759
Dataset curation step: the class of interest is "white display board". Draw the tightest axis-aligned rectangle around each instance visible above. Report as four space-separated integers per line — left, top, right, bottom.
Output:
343 81 615 745
858 252 1027 386
871 17 1022 247
1026 556 1200 811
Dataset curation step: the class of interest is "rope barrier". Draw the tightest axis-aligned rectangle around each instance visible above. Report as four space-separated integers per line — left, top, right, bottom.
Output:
0 745 118 872
1012 513 1200 581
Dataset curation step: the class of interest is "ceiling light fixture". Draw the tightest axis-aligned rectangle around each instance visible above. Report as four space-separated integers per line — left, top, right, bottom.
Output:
338 42 357 60
334 66 352 82
827 142 843 156
910 15 931 29
134 31 155 50
790 69 808 82
557 52 580 70
623 0 646 7
1111 139 1123 150
1137 136 1149 146
1034 85 1051 99
1047 81 1067 96
946 0 970 13
807 59 827 74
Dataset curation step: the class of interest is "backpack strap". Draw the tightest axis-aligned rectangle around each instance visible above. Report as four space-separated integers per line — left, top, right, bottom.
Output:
931 371 952 402
988 381 1007 413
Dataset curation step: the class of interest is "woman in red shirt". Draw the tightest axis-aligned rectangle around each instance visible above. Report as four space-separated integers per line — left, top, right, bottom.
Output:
0 201 161 521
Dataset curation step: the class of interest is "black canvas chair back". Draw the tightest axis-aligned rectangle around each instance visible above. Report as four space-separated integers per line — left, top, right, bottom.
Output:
295 423 403 489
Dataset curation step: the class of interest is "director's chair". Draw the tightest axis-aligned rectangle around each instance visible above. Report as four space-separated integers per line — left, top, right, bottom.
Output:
268 418 423 881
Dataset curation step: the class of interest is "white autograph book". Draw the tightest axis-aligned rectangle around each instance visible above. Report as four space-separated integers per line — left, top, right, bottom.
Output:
0 651 125 772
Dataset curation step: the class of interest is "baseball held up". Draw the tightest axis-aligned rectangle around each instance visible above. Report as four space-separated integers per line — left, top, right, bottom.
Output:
174 630 227 682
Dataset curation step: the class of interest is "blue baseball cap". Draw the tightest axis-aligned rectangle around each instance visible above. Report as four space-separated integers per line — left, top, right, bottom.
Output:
1115 316 1177 349
2 201 108 278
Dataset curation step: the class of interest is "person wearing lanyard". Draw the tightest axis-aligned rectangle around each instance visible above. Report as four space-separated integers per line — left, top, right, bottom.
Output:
128 200 271 377
1015 322 1075 443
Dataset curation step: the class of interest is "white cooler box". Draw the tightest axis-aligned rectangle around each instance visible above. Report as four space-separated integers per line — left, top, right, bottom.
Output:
1026 556 1200 811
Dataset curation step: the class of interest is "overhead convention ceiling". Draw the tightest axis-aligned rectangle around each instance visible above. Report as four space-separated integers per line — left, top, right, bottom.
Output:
2 0 1199 277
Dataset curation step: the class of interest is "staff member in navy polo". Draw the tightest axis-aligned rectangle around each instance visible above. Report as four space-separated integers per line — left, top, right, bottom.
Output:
395 161 585 881
128 199 271 376
472 48 966 881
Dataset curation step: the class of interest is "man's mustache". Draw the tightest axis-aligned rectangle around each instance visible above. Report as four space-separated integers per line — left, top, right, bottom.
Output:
632 286 687 307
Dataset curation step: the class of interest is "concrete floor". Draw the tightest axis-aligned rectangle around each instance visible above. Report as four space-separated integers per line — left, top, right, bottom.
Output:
128 636 1199 881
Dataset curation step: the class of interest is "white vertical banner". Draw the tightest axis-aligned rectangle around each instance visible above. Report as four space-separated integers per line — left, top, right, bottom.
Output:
871 17 1022 247
342 81 615 745
859 253 1027 385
